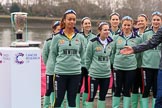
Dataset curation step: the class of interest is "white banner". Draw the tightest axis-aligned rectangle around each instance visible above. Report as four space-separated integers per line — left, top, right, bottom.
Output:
0 47 41 108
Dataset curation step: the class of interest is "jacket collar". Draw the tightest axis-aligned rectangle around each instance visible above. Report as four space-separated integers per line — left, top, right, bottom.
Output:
96 34 113 44
119 31 137 39
59 27 79 35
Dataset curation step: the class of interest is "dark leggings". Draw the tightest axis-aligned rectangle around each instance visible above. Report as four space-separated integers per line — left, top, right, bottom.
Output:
111 65 115 93
142 68 158 98
113 69 136 97
45 75 54 96
87 76 110 102
132 68 143 94
77 67 88 93
54 74 81 107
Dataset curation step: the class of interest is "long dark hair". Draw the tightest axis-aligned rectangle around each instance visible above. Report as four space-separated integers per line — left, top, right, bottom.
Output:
60 9 76 29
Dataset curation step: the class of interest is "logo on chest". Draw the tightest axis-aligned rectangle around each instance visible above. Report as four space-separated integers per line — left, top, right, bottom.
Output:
75 39 79 44
117 39 123 44
96 47 102 52
59 39 65 45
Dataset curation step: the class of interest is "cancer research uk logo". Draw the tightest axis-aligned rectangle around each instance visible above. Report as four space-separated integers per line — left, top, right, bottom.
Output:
15 53 24 64
15 52 40 64
0 52 2 63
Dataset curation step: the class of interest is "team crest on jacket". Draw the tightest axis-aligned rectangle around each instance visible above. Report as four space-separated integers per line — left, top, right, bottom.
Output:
75 39 79 44
59 39 65 44
96 47 102 52
118 39 122 44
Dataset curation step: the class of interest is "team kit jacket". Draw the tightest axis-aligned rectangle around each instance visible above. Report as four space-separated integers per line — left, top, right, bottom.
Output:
112 31 142 70
47 28 85 75
42 35 54 75
85 36 113 78
141 28 161 69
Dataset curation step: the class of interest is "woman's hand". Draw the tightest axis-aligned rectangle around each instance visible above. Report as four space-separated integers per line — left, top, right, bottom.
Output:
120 46 134 54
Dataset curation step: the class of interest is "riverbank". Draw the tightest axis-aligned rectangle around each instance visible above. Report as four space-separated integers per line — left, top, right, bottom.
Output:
0 15 101 29
0 15 58 28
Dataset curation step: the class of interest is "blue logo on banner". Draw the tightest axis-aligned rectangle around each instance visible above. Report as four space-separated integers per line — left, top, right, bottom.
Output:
15 53 24 64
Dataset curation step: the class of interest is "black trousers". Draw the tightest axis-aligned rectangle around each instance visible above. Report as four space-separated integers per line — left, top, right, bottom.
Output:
142 68 158 98
113 69 136 97
45 75 54 96
87 76 110 102
132 68 143 94
77 67 88 93
54 74 81 107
